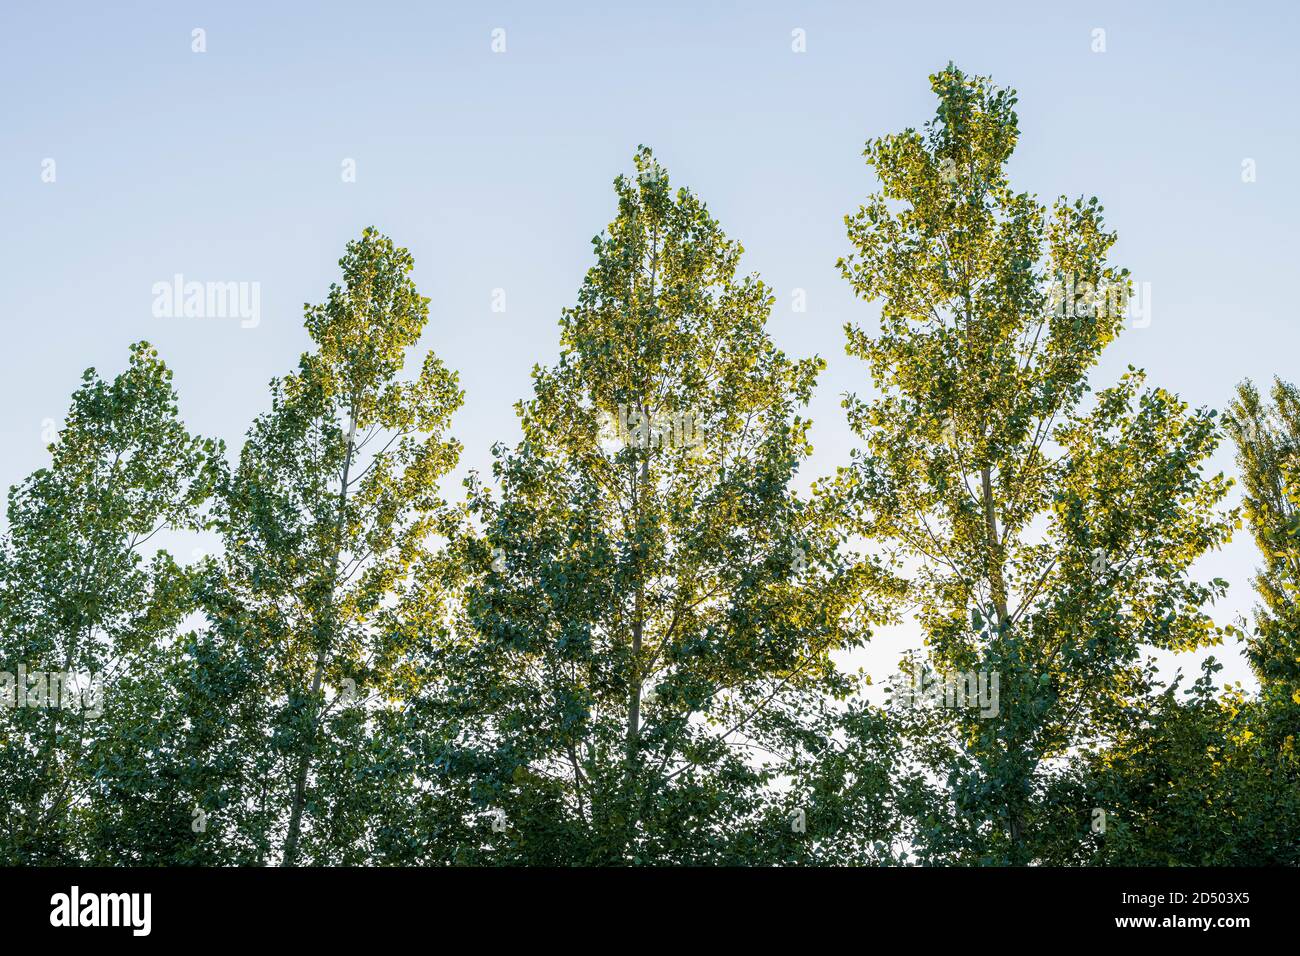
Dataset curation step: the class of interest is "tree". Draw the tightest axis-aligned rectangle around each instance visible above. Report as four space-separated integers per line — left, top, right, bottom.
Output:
0 343 221 863
418 148 902 864
1033 658 1300 865
202 228 463 865
1226 378 1300 703
836 65 1236 863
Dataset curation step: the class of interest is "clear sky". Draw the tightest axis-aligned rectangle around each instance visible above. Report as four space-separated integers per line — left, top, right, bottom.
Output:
2 1 1295 692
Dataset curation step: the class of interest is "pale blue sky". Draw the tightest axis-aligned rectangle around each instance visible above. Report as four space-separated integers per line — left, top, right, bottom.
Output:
2 1 1295 691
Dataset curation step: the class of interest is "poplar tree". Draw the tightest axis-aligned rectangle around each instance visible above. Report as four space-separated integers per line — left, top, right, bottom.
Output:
836 66 1236 863
1226 377 1300 703
0 343 220 863
204 229 463 865
422 149 900 864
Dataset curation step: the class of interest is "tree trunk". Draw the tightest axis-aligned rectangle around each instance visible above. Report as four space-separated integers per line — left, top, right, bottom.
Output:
622 434 649 859
283 408 356 866
979 466 1010 626
625 459 647 780
981 465 1027 857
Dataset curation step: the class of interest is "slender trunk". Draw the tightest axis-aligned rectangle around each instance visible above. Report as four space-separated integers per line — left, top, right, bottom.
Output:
979 466 1009 626
627 611 642 766
622 217 657 857
283 408 356 866
625 456 647 778
622 421 649 860
980 465 1026 858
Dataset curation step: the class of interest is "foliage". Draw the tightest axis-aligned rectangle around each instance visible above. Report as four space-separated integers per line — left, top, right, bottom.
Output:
0 343 221 863
196 227 464 864
413 148 903 864
1226 379 1300 702
835 64 1238 863
0 77 1294 866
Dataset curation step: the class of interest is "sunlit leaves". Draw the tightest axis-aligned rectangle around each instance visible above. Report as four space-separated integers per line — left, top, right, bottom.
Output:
836 65 1236 864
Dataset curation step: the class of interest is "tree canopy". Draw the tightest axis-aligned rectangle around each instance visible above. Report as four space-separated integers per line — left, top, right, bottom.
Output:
1 71 1293 867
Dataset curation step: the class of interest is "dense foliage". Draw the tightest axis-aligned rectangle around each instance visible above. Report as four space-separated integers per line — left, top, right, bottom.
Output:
1 69 1293 866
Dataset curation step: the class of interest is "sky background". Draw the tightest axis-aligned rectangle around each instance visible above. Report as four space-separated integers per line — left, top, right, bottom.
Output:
2 0 1296 694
